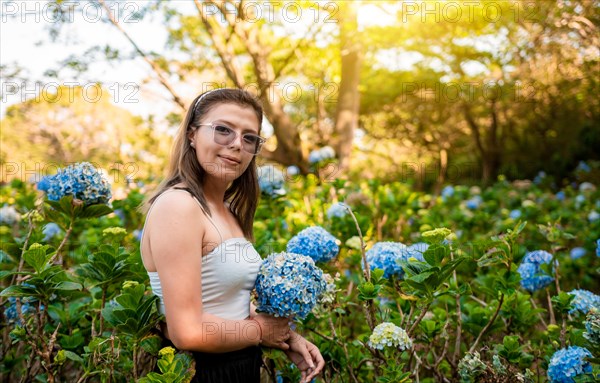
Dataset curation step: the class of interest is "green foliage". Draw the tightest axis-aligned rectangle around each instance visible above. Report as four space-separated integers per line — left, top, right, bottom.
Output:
552 292 576 315
101 282 162 342
398 233 463 300
137 347 194 383
2 165 600 381
496 336 534 367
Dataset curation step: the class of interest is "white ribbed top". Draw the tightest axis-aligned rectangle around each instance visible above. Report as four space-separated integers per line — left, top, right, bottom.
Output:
141 189 261 320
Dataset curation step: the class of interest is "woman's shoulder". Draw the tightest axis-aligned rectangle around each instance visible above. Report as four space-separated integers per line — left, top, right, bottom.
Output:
148 188 201 219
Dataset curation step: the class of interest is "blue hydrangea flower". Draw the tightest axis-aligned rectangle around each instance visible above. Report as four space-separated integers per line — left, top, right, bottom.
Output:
533 171 546 185
367 322 412 351
575 195 586 205
597 239 600 257
441 186 454 200
286 165 300 177
547 346 592 383
326 202 348 219
568 289 600 315
588 211 599 222
133 229 143 242
308 146 336 164
37 162 112 205
254 252 327 320
286 226 339 263
577 161 591 173
36 176 52 192
0 205 20 225
509 209 522 220
257 165 286 197
365 242 409 279
42 223 62 241
4 296 40 325
555 191 566 201
465 195 483 209
517 250 554 292
113 208 126 223
569 247 587 260
404 242 428 261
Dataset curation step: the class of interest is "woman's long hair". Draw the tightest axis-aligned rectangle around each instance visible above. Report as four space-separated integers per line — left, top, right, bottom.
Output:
141 88 263 241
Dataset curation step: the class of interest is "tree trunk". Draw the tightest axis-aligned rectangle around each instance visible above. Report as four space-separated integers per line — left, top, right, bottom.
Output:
260 88 307 172
333 2 361 172
434 148 448 194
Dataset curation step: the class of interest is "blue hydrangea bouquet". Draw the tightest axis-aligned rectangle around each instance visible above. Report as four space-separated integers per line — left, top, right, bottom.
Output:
254 252 328 320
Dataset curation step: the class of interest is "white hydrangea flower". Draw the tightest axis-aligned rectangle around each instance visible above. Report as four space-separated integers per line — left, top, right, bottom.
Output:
367 322 412 351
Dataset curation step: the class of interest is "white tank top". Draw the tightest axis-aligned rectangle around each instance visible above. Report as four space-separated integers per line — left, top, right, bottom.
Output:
141 188 262 320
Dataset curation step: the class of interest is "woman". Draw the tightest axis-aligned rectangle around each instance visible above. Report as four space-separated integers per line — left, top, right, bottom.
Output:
140 88 324 383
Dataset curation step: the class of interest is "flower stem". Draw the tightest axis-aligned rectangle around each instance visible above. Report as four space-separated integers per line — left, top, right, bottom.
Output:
344 205 370 282
546 289 556 325
408 302 431 337
469 293 504 353
49 219 73 265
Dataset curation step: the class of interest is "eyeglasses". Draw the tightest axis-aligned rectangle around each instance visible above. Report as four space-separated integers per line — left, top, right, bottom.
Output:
195 123 266 155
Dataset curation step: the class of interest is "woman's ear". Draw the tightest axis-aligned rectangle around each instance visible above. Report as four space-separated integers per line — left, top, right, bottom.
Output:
187 128 196 143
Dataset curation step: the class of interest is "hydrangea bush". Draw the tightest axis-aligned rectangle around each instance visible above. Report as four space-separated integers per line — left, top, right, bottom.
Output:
2 164 600 382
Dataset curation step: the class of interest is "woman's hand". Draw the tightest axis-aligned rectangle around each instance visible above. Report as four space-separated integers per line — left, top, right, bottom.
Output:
253 314 291 350
284 332 325 383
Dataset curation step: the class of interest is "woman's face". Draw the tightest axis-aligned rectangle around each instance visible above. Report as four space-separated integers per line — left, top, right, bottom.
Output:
189 103 260 182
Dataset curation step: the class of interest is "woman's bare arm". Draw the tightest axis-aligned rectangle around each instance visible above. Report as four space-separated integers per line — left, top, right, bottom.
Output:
148 192 287 352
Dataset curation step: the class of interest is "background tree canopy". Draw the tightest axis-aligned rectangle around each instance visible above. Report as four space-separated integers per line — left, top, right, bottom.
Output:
1 0 598 188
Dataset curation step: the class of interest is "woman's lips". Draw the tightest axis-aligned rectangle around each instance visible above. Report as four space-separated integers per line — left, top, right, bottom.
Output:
218 155 241 165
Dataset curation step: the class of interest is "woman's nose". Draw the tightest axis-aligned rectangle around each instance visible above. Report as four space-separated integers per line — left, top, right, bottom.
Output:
228 132 244 149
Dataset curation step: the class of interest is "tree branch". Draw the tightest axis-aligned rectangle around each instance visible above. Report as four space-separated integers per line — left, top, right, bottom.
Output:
98 0 186 109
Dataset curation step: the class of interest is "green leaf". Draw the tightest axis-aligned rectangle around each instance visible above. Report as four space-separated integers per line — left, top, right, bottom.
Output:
397 259 430 277
514 221 527 235
0 284 36 298
23 244 51 274
63 350 84 364
371 268 385 283
477 248 506 267
79 204 113 219
358 282 381 301
408 270 436 284
140 335 162 356
54 281 82 291
59 195 75 216
0 270 15 280
458 283 472 296
423 244 446 266
552 291 575 314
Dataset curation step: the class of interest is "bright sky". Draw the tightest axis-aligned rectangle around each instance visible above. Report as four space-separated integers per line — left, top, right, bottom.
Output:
1 0 176 119
0 1 397 121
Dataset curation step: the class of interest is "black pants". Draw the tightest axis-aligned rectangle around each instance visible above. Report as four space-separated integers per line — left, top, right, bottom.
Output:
191 346 263 383
160 336 263 383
